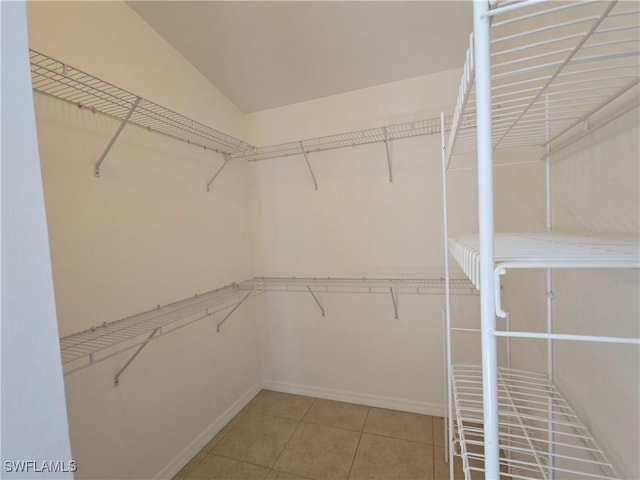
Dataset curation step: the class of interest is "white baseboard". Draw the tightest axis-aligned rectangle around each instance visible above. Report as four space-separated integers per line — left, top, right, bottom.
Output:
154 381 262 480
261 379 444 417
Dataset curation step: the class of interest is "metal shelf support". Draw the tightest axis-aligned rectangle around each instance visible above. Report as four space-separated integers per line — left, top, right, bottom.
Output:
113 326 161 387
216 290 252 333
390 287 399 320
300 142 318 191
206 153 231 192
94 96 142 177
306 286 325 316
384 127 393 183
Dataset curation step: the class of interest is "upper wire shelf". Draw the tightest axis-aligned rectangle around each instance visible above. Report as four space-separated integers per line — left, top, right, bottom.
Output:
230 117 453 163
446 1 640 165
30 49 451 181
30 49 255 156
241 276 478 295
452 364 619 480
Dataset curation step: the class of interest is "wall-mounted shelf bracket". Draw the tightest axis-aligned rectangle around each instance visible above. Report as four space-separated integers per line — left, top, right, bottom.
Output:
306 286 325 316
300 142 318 191
94 96 142 177
113 326 161 387
384 127 393 183
206 153 231 192
390 287 398 320
216 290 252 333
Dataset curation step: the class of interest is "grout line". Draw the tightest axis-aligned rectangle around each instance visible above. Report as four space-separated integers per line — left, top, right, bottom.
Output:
204 453 279 476
361 406 371 434
433 444 436 479
358 429 436 447
270 417 303 472
173 450 208 480
346 406 371 479
301 396 316 421
267 468 315 480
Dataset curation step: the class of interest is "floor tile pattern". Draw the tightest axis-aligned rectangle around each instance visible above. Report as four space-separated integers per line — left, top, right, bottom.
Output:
173 390 467 480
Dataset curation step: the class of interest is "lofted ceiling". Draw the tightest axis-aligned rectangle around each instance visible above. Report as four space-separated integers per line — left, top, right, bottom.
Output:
127 1 472 113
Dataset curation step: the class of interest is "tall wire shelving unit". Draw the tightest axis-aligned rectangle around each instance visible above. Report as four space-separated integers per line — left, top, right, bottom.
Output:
441 1 639 479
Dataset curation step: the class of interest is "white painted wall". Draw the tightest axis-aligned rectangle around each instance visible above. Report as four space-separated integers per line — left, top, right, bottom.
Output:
503 108 639 478
1 2 73 478
26 2 637 478
246 69 544 414
27 3 260 479
550 108 639 479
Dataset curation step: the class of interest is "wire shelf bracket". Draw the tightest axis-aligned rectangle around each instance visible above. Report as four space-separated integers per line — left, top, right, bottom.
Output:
390 287 399 320
300 142 319 191
216 290 252 333
306 286 325 316
113 326 161 387
384 127 393 183
94 96 141 177
206 153 231 192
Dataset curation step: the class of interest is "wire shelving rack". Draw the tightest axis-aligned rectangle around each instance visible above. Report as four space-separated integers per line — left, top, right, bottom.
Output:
230 117 452 163
241 276 477 295
30 50 255 158
452 365 619 480
60 284 261 379
445 2 639 167
60 276 476 384
441 1 639 479
30 49 451 187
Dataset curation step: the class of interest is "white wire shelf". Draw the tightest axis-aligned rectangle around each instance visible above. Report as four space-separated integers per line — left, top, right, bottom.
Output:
230 117 452 163
240 276 478 295
452 364 619 480
449 233 640 290
60 284 259 375
30 49 451 185
446 1 640 165
30 49 255 156
61 275 473 378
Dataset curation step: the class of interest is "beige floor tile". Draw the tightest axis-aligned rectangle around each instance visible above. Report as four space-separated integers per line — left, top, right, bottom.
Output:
203 411 248 453
433 446 465 480
364 408 433 444
241 390 269 415
213 414 299 467
274 422 361 480
349 433 434 480
303 398 369 431
250 391 314 420
432 417 445 448
186 454 268 480
172 451 207 480
266 470 311 480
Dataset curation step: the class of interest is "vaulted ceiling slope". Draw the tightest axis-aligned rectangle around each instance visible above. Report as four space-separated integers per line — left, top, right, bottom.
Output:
127 1 472 113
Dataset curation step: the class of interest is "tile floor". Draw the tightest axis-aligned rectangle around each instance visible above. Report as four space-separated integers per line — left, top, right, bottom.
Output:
173 390 466 480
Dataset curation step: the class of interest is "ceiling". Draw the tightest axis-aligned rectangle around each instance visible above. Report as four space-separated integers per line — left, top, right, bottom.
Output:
127 1 472 113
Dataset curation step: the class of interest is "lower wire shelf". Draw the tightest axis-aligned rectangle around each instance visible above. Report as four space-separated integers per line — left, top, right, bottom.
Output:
451 365 618 480
61 276 476 378
60 284 259 375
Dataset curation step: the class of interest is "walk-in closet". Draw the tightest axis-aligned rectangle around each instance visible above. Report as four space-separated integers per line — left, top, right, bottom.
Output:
2 1 638 480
